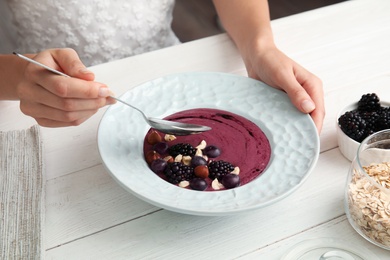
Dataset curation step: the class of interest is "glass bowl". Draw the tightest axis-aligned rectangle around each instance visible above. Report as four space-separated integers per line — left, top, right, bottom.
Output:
345 129 390 250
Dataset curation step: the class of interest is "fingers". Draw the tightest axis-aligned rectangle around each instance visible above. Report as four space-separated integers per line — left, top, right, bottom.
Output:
16 48 116 127
37 75 112 99
19 83 109 110
256 53 325 133
19 98 99 126
280 64 325 133
19 96 114 127
18 80 114 127
50 48 95 81
25 48 95 82
18 68 113 109
24 49 109 99
294 65 325 133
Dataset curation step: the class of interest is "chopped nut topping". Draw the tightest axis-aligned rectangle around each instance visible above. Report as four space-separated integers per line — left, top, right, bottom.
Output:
195 148 203 157
179 181 190 188
164 134 177 142
231 167 240 175
174 154 183 162
196 140 207 150
163 156 174 163
182 155 192 166
211 178 224 190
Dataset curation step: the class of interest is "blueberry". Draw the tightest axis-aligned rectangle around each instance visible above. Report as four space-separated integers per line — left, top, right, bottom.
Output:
203 145 221 158
221 174 240 189
153 142 169 155
150 159 167 173
191 156 207 167
190 178 208 191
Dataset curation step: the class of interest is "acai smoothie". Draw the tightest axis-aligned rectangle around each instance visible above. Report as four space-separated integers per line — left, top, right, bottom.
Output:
143 108 271 191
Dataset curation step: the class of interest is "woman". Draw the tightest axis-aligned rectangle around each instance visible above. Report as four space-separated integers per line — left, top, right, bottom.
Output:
0 0 324 132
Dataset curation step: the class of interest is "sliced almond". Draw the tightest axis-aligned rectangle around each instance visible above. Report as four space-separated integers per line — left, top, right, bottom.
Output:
196 140 207 150
211 178 224 190
195 148 203 157
174 154 183 162
179 181 190 188
182 155 192 166
164 134 177 142
231 167 240 175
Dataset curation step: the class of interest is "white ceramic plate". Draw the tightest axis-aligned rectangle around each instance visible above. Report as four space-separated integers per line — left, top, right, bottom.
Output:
97 72 319 216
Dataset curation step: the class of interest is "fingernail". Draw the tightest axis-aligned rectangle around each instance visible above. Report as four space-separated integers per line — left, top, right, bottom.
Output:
301 99 315 113
80 68 93 74
99 87 111 97
106 97 117 105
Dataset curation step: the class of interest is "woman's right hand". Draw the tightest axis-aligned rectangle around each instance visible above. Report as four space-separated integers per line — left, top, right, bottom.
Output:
16 48 114 127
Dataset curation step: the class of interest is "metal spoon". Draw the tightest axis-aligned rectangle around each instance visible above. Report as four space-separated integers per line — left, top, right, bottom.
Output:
14 52 211 135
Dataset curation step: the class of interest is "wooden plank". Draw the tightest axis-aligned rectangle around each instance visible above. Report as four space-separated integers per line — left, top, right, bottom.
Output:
240 216 390 259
45 148 350 258
45 164 159 250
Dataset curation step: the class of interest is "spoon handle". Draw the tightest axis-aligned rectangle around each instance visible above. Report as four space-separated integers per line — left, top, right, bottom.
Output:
13 52 70 78
109 96 148 121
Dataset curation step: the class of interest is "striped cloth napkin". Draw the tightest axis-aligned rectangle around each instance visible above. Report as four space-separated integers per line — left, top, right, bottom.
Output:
0 125 44 260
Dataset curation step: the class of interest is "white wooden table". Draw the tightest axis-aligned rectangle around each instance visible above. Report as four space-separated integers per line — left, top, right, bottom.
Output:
1 0 390 258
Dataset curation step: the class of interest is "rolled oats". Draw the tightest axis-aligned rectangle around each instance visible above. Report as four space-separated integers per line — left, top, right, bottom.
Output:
347 162 390 248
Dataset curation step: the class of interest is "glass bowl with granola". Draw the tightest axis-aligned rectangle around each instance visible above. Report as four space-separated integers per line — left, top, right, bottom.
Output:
345 129 390 250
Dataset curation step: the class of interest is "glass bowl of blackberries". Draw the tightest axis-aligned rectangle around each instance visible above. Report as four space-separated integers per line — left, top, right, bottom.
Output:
337 93 390 161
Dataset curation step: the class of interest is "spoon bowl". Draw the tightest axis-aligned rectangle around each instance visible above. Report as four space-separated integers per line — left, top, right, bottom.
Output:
14 52 211 135
110 96 211 135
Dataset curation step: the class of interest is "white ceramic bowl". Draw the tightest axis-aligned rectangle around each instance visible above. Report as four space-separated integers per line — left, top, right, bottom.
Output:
98 72 320 216
336 101 390 161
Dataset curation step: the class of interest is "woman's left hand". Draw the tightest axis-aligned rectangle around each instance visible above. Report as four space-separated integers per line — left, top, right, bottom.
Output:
242 43 325 133
212 0 325 134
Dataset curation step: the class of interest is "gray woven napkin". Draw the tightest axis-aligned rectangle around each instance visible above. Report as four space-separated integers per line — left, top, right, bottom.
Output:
0 125 44 260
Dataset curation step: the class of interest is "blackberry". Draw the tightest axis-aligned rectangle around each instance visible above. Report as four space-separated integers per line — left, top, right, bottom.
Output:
338 111 367 142
375 107 390 131
360 111 380 136
208 160 235 180
163 162 194 184
357 93 381 112
168 143 196 157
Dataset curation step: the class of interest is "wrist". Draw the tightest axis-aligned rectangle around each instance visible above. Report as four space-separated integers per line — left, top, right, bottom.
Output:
0 55 21 99
238 32 276 62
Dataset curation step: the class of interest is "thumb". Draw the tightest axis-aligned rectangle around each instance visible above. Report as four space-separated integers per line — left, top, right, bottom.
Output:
51 48 95 81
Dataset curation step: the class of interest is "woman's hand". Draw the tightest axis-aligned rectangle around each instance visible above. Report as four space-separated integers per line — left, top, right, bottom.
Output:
212 0 325 134
243 43 325 133
15 48 114 127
